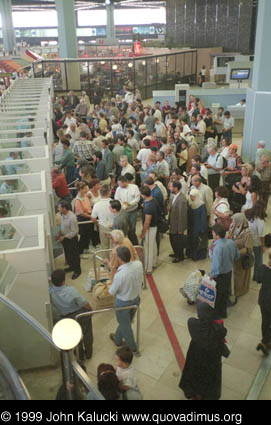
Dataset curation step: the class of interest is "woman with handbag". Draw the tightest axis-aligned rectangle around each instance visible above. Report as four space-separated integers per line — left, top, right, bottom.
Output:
228 213 254 297
186 189 208 261
179 302 230 400
210 186 232 230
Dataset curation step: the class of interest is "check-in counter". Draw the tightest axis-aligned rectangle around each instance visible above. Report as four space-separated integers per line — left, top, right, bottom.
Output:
0 215 55 370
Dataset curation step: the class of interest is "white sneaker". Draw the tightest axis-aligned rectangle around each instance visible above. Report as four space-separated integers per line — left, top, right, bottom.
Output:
84 249 90 254
81 254 89 259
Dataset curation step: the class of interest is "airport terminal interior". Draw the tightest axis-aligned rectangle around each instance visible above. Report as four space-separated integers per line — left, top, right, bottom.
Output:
0 0 271 401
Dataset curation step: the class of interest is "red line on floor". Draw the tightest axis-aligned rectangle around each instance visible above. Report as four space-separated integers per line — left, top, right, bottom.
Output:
147 274 186 372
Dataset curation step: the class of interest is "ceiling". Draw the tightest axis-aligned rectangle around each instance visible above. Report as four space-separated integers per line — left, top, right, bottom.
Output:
11 1 166 12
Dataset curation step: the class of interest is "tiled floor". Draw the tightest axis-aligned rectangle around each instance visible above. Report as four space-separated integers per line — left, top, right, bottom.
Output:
20 134 271 400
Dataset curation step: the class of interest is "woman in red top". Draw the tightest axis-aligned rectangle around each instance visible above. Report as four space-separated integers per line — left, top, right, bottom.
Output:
74 181 92 256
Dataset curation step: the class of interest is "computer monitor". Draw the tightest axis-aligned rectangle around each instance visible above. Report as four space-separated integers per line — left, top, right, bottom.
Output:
231 69 250 80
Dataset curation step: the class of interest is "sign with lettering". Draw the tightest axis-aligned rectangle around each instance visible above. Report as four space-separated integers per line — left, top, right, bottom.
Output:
197 276 217 308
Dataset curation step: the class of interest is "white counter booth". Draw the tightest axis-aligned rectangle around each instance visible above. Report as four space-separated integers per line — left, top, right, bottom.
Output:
0 116 48 131
0 172 55 268
0 146 51 178
0 215 56 370
0 135 47 149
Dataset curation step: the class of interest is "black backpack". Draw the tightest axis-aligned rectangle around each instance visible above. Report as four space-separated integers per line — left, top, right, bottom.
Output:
216 153 228 169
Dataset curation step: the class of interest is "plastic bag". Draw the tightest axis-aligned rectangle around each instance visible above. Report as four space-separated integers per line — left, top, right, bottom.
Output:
85 272 96 292
180 270 203 302
197 275 217 308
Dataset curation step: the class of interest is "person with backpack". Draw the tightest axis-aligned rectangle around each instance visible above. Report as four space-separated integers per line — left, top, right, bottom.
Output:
205 142 224 195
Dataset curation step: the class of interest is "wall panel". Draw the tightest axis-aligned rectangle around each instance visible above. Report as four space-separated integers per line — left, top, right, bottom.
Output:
166 0 254 53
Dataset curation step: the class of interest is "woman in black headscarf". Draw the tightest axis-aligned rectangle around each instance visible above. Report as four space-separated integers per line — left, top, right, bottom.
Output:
179 302 230 400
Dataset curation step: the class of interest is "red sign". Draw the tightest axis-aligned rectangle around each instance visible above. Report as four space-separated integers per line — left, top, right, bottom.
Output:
134 41 142 56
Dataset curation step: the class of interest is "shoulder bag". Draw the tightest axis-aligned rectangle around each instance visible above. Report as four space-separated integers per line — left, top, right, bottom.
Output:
241 248 254 270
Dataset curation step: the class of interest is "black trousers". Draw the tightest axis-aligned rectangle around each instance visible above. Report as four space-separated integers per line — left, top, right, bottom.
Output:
260 305 271 346
62 236 81 273
63 308 93 360
90 222 100 247
169 233 186 260
78 219 92 254
213 272 232 319
208 174 221 197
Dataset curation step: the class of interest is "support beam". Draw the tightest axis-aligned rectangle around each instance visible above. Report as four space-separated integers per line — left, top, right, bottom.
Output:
55 0 78 59
242 0 271 160
0 0 16 54
106 2 116 41
55 0 80 91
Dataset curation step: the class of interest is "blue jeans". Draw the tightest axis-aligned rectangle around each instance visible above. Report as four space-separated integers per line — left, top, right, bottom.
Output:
253 246 263 282
114 296 140 352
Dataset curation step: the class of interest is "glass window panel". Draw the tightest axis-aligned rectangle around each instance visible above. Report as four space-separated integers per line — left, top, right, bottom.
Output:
12 11 58 28
156 56 167 89
135 58 147 97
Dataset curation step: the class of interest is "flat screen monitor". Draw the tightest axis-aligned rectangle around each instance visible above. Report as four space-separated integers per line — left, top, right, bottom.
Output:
231 68 250 80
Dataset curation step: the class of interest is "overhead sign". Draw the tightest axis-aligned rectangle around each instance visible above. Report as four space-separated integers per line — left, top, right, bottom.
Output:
0 73 13 77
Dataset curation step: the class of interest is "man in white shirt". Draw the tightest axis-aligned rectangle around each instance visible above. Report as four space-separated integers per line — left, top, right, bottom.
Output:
114 175 140 245
156 151 170 180
109 246 143 353
153 102 162 122
120 155 135 176
91 185 114 258
223 111 234 142
137 139 152 171
65 122 80 146
191 175 214 219
124 90 134 105
64 110 77 127
193 114 206 153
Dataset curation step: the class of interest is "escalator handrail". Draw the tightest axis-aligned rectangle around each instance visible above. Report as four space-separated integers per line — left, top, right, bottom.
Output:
0 293 59 350
0 350 30 400
0 294 104 400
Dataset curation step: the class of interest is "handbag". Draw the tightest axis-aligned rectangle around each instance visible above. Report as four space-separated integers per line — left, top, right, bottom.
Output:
241 248 254 270
265 234 271 247
157 216 169 234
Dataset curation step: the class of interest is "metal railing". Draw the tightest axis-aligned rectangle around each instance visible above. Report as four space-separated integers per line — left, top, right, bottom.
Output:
93 247 147 290
75 304 141 354
32 49 198 101
0 350 30 400
0 294 104 401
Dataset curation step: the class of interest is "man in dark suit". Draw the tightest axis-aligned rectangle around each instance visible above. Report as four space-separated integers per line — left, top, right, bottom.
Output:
66 91 80 110
168 181 187 263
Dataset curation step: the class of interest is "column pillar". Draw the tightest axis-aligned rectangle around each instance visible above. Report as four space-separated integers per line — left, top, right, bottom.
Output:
106 1 118 45
106 2 115 40
55 0 80 91
0 0 16 54
242 0 271 160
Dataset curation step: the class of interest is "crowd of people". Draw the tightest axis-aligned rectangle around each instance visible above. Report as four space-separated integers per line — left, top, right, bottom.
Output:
49 89 271 400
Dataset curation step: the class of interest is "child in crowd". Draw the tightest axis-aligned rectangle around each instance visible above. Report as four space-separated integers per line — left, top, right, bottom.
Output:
115 346 142 400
